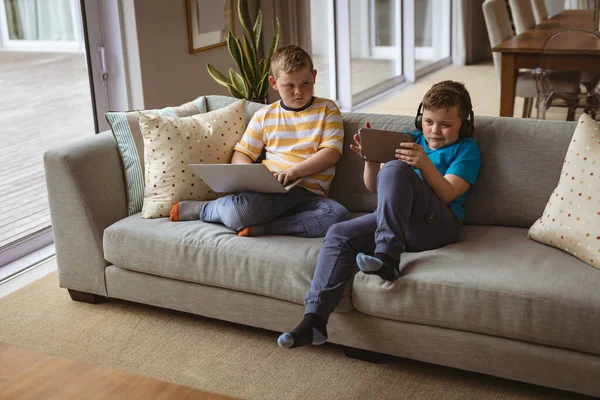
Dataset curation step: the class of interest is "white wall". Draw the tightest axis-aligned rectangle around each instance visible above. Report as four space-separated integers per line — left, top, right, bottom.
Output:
127 0 247 109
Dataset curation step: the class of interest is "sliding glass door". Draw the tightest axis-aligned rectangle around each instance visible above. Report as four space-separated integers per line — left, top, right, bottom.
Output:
0 0 120 274
414 0 451 75
350 0 402 96
311 0 451 111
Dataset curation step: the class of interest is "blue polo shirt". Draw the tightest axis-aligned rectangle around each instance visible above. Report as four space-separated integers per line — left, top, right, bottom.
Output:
407 132 480 221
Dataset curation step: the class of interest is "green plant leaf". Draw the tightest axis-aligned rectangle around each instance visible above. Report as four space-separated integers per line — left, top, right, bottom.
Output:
265 18 280 74
227 84 245 99
253 9 262 49
241 41 256 92
207 64 232 88
229 68 248 98
227 33 244 72
237 0 255 53
239 55 254 95
256 70 270 100
242 34 258 79
258 59 266 77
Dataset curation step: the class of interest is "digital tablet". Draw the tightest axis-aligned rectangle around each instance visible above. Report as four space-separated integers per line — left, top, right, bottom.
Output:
358 128 415 163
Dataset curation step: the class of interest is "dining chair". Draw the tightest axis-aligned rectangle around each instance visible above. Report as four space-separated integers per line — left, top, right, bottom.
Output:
536 29 600 120
530 0 548 24
508 0 536 34
483 0 537 117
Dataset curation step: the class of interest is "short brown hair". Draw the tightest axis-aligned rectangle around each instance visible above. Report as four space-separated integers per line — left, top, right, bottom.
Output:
422 80 472 121
270 45 314 78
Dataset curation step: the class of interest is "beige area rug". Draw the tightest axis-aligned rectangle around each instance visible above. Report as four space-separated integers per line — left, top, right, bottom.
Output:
0 272 590 400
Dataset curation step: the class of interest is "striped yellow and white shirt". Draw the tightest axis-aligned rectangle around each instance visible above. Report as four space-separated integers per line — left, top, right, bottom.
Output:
233 97 344 196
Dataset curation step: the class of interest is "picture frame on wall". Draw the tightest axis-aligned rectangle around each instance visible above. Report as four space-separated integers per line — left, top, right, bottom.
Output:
187 0 234 53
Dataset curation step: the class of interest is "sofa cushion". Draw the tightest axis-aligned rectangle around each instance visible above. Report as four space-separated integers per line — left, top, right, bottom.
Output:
330 113 415 212
137 99 246 219
205 95 269 119
528 113 600 269
352 225 600 356
103 214 353 312
325 112 578 228
463 117 577 228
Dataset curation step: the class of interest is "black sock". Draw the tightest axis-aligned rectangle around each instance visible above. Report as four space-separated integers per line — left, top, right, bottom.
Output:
375 252 400 281
277 313 327 349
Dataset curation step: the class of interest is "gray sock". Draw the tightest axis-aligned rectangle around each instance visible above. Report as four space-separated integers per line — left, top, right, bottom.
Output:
356 253 401 281
177 200 210 221
356 253 383 272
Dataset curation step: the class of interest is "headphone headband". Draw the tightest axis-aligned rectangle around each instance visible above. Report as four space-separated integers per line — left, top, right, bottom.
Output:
414 90 475 140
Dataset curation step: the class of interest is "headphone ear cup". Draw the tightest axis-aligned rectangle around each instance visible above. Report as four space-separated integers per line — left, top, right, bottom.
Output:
415 102 423 131
459 120 472 139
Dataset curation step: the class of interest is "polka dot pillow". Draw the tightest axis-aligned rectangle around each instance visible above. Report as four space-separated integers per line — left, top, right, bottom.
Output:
528 112 600 269
137 99 246 218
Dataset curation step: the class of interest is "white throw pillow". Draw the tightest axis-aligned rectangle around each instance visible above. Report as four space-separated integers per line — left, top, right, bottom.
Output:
137 99 246 218
528 113 600 269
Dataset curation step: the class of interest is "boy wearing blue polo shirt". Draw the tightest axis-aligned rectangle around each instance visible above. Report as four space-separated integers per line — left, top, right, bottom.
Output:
278 80 481 349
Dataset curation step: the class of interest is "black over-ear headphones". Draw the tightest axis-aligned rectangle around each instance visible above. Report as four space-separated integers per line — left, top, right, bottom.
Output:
414 90 475 140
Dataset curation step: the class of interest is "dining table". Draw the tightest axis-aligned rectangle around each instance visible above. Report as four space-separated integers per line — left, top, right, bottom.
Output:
491 9 600 117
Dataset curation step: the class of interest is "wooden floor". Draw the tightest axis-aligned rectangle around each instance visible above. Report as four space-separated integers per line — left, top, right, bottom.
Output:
0 51 95 248
0 342 233 399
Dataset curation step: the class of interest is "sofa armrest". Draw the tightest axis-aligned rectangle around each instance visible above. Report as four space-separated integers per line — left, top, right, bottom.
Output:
44 131 128 296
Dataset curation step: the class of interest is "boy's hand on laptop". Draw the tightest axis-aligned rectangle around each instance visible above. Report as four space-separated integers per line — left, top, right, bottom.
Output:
274 168 299 185
396 142 430 170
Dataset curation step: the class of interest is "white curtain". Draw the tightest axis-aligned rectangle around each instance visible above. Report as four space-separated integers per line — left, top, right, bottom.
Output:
259 0 311 51
259 0 311 102
453 0 490 65
5 0 74 41
452 0 466 65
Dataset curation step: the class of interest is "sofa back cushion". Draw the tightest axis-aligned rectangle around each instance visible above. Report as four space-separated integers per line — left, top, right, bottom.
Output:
205 95 267 121
331 113 577 228
329 113 412 212
464 116 576 227
204 96 578 228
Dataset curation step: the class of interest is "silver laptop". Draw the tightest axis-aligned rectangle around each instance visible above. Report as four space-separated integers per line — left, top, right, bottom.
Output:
189 164 303 194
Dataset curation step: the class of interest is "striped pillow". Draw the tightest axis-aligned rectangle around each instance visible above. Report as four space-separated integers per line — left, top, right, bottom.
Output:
106 96 207 215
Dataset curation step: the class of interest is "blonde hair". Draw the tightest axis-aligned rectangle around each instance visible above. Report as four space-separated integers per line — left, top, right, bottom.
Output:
422 80 472 121
270 45 314 78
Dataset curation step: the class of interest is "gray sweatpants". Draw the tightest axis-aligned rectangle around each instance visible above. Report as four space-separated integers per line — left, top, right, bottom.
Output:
305 160 462 321
200 186 351 238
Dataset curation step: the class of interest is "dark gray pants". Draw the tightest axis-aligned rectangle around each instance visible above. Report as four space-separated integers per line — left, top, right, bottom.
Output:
200 186 351 238
305 160 461 321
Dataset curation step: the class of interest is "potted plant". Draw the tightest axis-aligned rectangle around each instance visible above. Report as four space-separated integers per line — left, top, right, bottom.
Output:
207 0 280 103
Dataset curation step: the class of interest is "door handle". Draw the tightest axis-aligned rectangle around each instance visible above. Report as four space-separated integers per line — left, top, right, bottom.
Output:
98 45 108 82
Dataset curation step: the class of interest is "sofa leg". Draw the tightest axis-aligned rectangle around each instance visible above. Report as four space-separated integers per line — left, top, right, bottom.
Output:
68 289 103 304
344 347 390 364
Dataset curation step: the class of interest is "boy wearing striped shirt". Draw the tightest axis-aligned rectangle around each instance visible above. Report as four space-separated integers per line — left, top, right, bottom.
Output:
170 45 350 238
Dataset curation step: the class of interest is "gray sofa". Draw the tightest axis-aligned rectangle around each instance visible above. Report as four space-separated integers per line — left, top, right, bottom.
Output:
44 96 600 397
